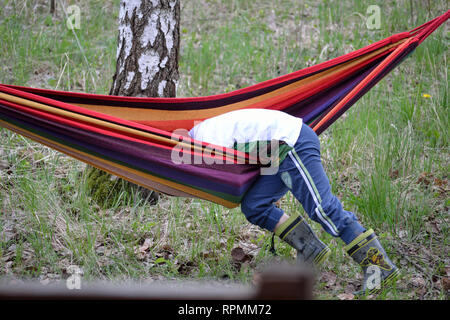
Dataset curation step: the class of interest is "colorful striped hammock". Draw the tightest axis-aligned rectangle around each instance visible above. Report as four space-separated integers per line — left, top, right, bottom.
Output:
0 11 448 208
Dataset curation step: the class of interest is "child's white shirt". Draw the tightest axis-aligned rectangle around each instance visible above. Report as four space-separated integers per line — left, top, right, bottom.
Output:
189 109 303 147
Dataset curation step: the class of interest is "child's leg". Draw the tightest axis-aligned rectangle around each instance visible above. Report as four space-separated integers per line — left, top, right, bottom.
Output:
240 173 288 232
279 124 366 244
241 166 331 266
279 123 400 293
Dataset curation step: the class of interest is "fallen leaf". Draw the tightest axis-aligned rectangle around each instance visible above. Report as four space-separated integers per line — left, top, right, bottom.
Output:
417 172 432 186
433 178 447 188
162 243 173 252
95 245 106 255
426 220 441 234
0 160 8 170
4 261 13 271
1 228 16 243
231 247 252 263
389 169 399 179
177 261 196 275
344 283 357 293
442 277 450 292
337 293 354 300
398 229 408 239
409 276 426 288
135 238 152 260
321 271 337 288
160 248 174 259
138 238 152 253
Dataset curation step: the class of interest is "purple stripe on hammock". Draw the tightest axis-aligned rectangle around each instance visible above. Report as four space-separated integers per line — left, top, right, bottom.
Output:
0 104 260 197
8 53 388 111
284 60 380 123
313 42 418 135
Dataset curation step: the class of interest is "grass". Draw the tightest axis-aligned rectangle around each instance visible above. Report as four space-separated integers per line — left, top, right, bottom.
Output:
0 0 449 299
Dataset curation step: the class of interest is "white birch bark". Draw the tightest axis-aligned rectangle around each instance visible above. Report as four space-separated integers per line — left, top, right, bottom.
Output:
110 0 180 97
87 0 180 207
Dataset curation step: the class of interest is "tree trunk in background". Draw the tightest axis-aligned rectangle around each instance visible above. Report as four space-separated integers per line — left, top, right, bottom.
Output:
87 0 180 207
50 0 56 14
110 0 180 97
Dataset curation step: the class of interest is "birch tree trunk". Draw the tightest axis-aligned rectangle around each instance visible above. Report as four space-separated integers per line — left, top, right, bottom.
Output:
87 0 180 207
111 0 180 97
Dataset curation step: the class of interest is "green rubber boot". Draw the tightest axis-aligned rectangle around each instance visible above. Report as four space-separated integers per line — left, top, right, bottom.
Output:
345 229 400 296
275 214 331 266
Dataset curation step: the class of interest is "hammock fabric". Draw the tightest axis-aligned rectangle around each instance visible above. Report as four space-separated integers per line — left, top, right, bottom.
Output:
0 11 448 208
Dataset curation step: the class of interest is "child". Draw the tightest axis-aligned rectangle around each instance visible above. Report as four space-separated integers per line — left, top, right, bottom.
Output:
189 108 399 295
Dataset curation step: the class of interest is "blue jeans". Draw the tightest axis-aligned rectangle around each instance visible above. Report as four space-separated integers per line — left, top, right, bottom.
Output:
241 123 366 244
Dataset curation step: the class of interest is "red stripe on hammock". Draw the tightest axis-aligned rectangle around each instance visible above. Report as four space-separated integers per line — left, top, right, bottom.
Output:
0 99 252 164
1 32 412 104
312 38 419 133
